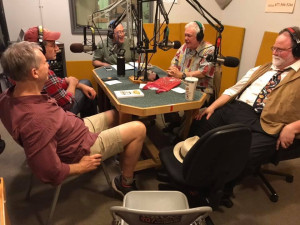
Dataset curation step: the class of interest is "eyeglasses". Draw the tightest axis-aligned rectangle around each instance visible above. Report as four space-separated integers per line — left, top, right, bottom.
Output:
270 46 292 53
116 30 126 35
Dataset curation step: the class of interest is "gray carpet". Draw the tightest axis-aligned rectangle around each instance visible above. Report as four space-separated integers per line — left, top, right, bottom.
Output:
1 117 300 225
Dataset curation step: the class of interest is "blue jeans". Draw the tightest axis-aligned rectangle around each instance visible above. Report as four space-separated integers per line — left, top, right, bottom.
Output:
70 79 98 118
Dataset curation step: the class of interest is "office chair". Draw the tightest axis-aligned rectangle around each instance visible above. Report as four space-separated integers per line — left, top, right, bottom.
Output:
25 163 111 225
110 191 212 225
256 139 300 202
158 124 252 209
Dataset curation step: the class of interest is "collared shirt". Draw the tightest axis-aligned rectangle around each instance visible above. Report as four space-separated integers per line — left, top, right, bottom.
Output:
223 60 300 106
170 41 215 89
93 38 136 65
0 87 98 185
43 70 75 110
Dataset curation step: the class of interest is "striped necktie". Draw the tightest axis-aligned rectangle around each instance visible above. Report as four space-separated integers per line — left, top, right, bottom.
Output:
253 69 286 113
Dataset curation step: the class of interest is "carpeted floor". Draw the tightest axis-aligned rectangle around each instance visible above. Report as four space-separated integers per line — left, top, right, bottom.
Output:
1 116 300 225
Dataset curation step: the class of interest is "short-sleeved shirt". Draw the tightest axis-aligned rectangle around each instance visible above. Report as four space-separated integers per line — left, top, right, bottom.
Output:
171 41 215 89
93 38 136 65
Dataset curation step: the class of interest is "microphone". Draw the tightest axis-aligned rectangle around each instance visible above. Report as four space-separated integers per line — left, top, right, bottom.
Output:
70 43 97 53
158 40 181 51
206 54 240 68
70 26 97 53
109 43 118 55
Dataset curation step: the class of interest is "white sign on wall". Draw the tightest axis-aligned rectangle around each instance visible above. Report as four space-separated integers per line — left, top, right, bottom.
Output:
265 0 295 13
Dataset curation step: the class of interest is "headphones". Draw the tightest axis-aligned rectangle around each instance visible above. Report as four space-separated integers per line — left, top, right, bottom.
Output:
194 21 204 42
37 25 46 54
107 20 115 39
284 27 300 58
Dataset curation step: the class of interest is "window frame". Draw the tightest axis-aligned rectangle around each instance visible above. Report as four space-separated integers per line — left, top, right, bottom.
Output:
69 0 153 35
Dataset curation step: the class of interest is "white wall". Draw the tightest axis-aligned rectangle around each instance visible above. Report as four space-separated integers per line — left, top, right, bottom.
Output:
3 0 300 80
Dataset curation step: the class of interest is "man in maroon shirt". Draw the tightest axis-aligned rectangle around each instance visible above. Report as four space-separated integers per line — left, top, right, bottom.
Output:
24 26 97 117
0 41 146 197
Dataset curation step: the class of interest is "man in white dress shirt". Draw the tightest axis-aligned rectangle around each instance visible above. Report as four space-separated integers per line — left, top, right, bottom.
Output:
190 26 300 176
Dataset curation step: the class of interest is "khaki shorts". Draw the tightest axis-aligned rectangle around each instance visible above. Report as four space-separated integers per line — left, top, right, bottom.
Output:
84 113 123 161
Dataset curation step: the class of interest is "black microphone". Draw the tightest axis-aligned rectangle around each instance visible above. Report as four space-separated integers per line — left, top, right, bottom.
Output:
109 43 118 55
70 43 97 53
158 40 181 51
70 26 97 53
206 54 240 68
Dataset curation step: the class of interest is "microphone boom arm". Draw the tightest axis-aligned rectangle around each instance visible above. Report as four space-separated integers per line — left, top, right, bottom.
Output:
186 0 224 62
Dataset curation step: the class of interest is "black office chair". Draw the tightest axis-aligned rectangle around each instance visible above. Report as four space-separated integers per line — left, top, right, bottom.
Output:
158 124 252 210
256 139 300 202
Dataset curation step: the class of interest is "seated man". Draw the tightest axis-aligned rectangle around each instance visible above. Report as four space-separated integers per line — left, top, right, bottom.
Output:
0 41 146 197
190 26 300 178
24 26 97 117
165 21 215 133
92 22 136 68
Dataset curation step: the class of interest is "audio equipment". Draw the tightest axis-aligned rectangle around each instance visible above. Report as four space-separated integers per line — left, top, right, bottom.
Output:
157 26 181 51
49 43 67 78
37 25 46 54
194 21 204 42
158 40 181 51
284 27 300 58
206 54 240 67
108 20 115 39
70 26 97 53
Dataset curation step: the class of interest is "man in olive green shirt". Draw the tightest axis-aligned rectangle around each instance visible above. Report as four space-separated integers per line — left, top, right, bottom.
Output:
92 24 136 68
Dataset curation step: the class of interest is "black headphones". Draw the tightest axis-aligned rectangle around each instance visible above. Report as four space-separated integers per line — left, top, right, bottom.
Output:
107 20 115 39
194 21 204 42
284 27 300 58
37 25 46 54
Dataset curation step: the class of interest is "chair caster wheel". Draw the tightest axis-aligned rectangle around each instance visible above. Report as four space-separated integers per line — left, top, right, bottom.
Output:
286 176 293 183
270 194 278 202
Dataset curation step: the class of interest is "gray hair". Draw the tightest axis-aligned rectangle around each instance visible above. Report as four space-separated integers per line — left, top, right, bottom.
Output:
185 21 205 34
1 41 42 81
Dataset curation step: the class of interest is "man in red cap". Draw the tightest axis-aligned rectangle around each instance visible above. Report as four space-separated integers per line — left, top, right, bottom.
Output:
24 26 98 117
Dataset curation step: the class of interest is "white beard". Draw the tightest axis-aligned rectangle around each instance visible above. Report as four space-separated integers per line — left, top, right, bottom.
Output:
272 55 285 68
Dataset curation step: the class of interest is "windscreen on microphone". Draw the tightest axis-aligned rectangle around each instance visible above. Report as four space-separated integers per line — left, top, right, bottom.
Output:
70 43 96 53
173 41 181 49
70 43 84 53
206 54 240 68
223 56 240 67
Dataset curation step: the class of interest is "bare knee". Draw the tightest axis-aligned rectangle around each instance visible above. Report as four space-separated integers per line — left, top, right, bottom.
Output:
133 121 146 138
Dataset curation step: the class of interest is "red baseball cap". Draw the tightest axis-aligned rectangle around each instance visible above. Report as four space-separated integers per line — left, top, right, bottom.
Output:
24 26 61 42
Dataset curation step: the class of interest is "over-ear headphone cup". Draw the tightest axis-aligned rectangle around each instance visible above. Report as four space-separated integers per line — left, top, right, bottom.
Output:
41 45 46 55
194 21 204 42
108 29 114 39
285 27 300 58
293 46 300 58
197 31 204 42
37 25 46 54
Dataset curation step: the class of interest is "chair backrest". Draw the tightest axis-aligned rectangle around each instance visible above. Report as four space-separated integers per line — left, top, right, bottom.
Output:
183 124 252 189
110 206 211 225
110 191 212 225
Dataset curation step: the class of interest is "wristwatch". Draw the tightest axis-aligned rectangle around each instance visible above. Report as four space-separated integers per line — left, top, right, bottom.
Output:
182 72 187 80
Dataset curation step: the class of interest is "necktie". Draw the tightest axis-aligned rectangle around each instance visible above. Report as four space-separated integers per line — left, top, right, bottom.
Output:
253 70 285 113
